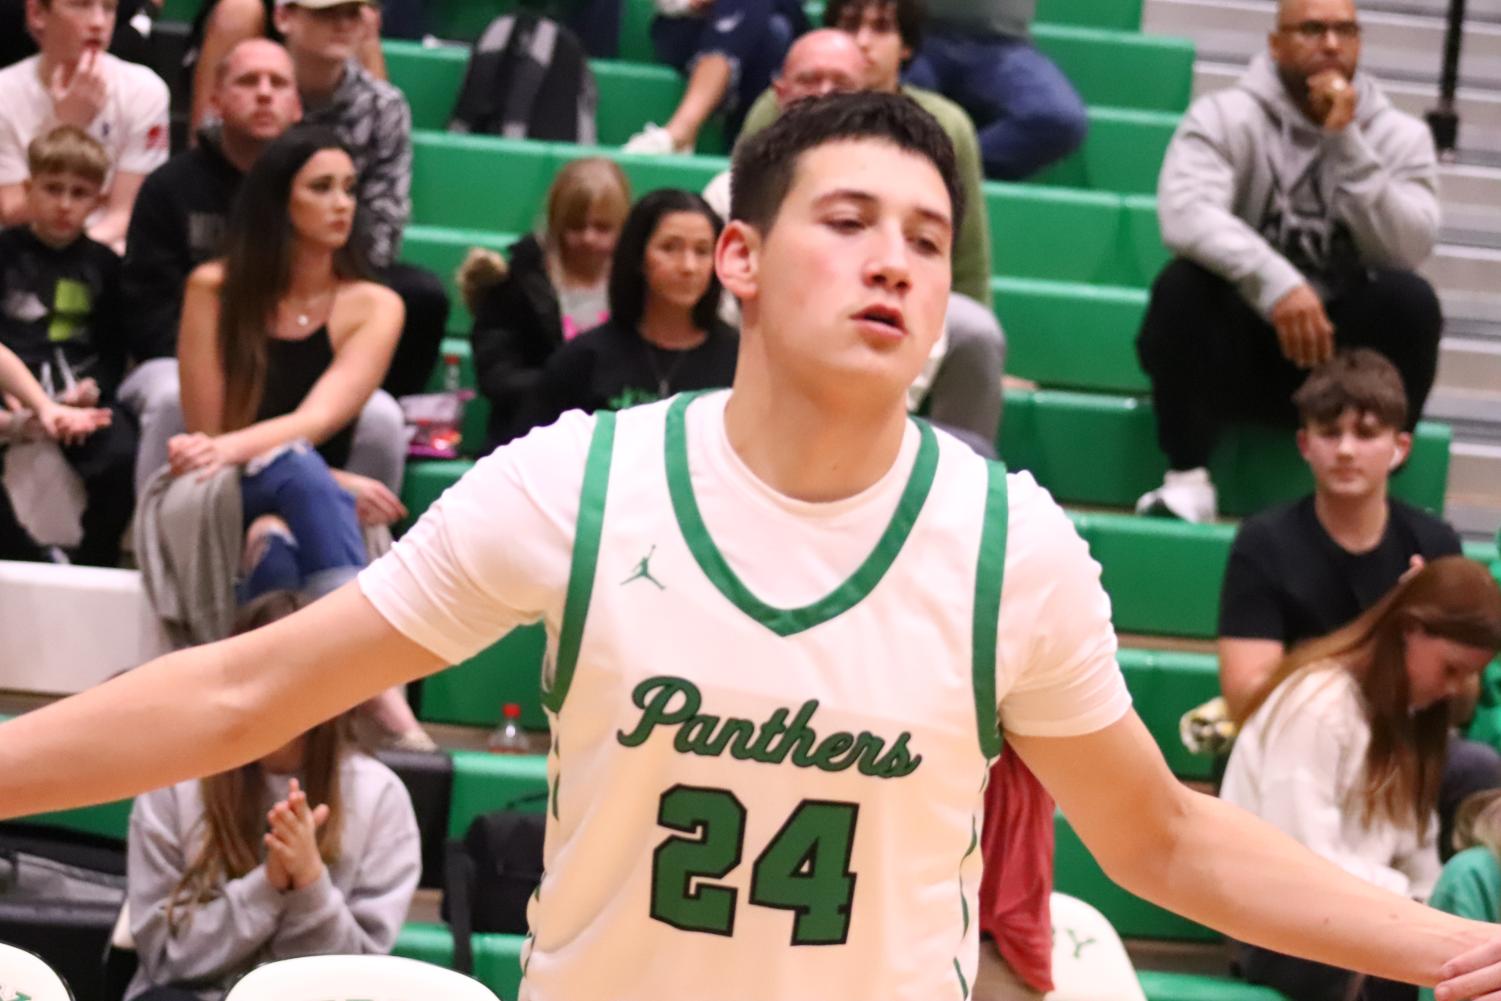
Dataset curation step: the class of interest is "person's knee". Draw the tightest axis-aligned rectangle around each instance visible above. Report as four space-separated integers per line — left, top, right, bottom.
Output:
1446 737 1501 800
1138 259 1225 357
1013 96 1088 162
1374 270 1442 340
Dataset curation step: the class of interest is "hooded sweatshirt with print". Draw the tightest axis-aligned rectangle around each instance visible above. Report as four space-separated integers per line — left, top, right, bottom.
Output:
1156 52 1439 319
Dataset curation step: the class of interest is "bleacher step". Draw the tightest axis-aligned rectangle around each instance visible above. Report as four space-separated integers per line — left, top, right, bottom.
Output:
1148 0 1501 90
1362 0 1501 22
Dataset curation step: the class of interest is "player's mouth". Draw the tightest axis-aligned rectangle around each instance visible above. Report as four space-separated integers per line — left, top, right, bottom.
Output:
853 304 906 336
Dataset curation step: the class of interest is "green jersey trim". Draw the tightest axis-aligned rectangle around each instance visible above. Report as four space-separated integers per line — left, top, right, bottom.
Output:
544 410 617 714
971 461 1008 759
663 393 940 637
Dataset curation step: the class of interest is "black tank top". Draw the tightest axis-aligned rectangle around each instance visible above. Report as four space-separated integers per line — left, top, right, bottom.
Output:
255 325 355 471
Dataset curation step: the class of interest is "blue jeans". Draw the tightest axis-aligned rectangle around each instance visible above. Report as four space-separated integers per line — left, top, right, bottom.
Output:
651 0 805 133
905 31 1087 181
239 447 365 602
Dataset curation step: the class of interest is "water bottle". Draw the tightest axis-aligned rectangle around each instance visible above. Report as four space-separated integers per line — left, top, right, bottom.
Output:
429 353 464 455
487 702 528 754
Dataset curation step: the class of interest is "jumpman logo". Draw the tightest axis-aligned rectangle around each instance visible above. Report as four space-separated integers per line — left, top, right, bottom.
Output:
621 546 666 590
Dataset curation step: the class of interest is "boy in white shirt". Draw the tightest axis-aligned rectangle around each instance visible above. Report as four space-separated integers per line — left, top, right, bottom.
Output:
0 0 170 251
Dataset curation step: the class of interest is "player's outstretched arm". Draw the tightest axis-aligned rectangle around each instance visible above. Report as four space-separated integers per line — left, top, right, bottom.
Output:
0 583 446 821
1008 711 1495 994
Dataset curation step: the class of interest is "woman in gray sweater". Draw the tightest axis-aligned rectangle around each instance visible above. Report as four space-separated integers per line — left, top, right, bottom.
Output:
124 592 421 1001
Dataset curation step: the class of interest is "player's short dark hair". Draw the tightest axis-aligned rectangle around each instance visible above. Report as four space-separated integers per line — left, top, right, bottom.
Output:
1293 348 1409 430
823 0 925 56
730 91 964 239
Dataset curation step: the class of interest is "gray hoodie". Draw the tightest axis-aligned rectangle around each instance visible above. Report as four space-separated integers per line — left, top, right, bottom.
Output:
1157 53 1439 318
124 752 421 1001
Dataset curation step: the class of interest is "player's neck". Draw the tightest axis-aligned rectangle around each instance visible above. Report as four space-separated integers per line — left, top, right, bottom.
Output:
1314 487 1390 554
723 371 909 504
294 53 346 104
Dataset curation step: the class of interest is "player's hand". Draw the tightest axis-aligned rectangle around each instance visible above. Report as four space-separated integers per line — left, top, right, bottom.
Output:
38 401 110 445
1435 933 1501 1000
49 47 108 128
58 378 101 408
265 779 330 892
1271 283 1335 369
167 432 232 481
332 469 407 526
1308 69 1358 133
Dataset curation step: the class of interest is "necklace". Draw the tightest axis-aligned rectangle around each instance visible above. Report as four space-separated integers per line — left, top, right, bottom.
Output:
641 338 694 397
284 287 333 329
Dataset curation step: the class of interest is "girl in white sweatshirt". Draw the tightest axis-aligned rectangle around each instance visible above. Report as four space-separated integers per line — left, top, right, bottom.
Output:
1222 556 1501 1001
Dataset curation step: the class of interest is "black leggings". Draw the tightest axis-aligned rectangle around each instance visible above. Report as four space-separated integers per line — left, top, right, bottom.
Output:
1136 259 1442 470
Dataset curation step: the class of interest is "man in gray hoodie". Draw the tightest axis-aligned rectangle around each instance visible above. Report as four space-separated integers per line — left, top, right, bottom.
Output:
1135 0 1441 524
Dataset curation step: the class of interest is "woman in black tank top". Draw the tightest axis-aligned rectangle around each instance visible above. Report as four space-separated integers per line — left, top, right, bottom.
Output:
167 126 431 749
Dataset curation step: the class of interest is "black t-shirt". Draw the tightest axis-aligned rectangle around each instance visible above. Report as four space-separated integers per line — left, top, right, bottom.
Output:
1218 494 1463 645
522 317 739 438
0 225 125 397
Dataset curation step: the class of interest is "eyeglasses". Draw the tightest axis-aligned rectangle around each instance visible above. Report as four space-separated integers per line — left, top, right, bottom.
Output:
1279 19 1362 40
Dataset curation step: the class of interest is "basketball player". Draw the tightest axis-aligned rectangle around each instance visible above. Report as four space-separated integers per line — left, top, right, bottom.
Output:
3 93 1501 1000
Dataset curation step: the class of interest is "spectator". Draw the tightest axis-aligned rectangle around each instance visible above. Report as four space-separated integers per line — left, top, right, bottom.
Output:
275 0 448 399
1217 351 1496 854
0 0 157 69
461 157 631 452
1135 0 1441 524
0 0 170 251
623 0 808 153
1222 556 1501 1001
0 327 111 562
183 0 386 141
119 38 407 499
124 590 421 1001
524 189 735 432
737 0 993 309
1420 789 1501 1001
169 125 430 748
705 29 1004 454
906 0 1087 180
0 125 136 566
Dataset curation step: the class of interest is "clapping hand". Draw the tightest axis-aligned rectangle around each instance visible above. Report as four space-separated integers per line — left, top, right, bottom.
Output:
264 779 331 892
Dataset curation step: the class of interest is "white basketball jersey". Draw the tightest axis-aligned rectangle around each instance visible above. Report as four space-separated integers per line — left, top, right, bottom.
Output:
517 393 1009 1001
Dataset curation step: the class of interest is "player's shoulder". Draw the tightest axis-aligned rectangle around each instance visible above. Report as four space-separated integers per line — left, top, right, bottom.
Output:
0 55 37 92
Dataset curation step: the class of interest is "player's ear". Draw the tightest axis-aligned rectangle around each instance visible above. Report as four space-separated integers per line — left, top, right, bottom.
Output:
716 220 760 303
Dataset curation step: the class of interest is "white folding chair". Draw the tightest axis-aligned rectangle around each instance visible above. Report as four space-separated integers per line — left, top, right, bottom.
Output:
0 941 74 1001
223 954 503 1001
1047 892 1149 1001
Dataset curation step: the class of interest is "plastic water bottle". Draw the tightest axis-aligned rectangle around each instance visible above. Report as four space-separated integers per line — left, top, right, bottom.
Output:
487 703 528 754
429 353 465 455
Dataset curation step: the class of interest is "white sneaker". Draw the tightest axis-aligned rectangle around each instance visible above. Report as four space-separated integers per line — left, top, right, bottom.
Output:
623 122 685 155
1135 467 1218 523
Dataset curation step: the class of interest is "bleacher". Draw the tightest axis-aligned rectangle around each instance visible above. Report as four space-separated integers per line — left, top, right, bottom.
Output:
6 0 1501 999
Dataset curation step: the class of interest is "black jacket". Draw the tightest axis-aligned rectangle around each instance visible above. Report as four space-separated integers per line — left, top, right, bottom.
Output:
119 130 244 364
0 226 127 398
470 234 567 449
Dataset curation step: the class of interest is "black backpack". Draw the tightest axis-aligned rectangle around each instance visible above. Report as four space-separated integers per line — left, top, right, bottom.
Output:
441 799 547 975
449 12 598 144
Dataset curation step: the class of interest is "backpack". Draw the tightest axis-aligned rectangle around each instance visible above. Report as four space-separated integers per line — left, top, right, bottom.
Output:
449 12 598 144
441 799 547 974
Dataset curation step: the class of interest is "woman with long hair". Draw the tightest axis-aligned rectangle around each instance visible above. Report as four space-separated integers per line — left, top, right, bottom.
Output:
522 187 737 433
461 157 632 449
168 125 428 748
124 591 421 1001
1223 556 1501 1001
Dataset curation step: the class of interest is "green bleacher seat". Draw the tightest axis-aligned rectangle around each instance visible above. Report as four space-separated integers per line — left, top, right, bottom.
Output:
1140 971 1290 1000
1077 514 1234 640
448 750 549 836
1032 24 1193 114
992 277 1148 393
401 458 476 522
1036 107 1179 195
421 625 549 730
22 798 133 842
1118 648 1221 779
1000 390 1452 517
394 923 527 1001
